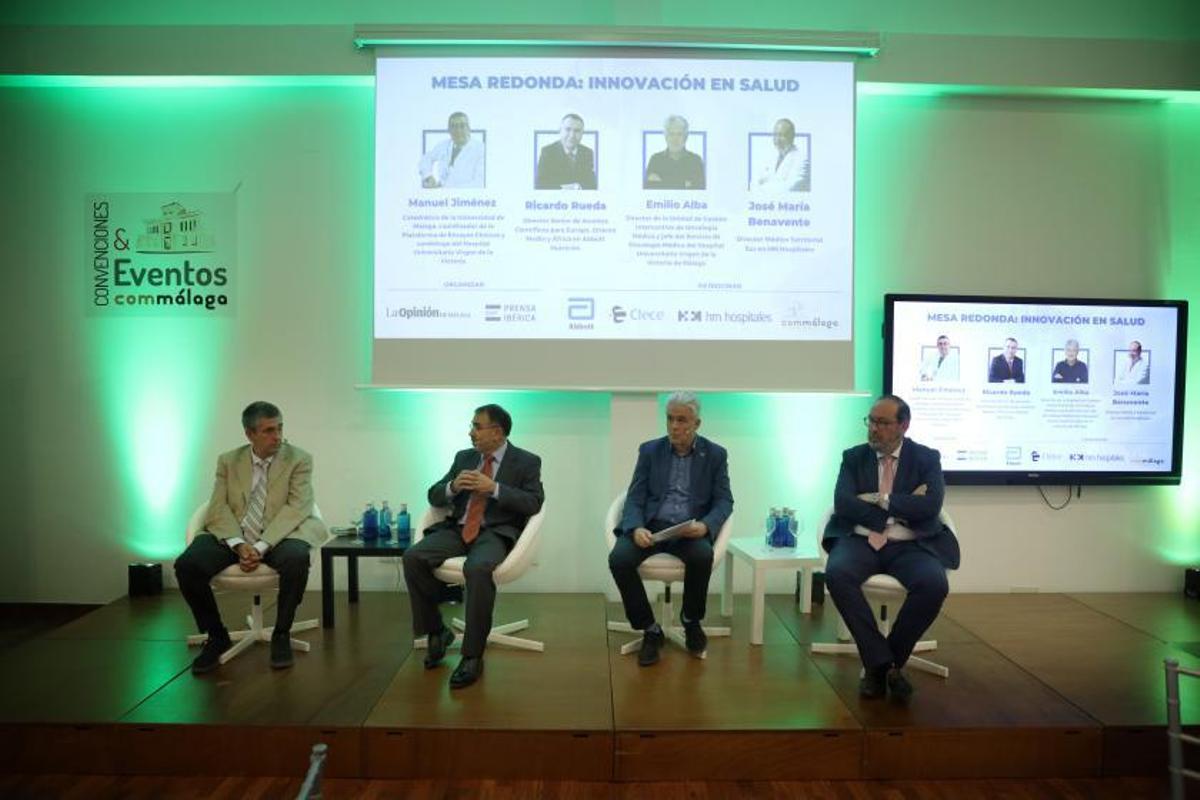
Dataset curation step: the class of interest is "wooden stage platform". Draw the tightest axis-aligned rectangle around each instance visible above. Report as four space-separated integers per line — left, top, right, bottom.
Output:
1 589 1198 783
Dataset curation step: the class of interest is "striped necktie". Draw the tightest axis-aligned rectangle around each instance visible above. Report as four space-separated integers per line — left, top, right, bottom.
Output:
241 463 268 542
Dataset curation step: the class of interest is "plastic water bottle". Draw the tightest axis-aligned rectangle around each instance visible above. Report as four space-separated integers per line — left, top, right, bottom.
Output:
361 502 379 542
379 501 393 541
396 503 411 548
765 507 780 546
781 508 798 548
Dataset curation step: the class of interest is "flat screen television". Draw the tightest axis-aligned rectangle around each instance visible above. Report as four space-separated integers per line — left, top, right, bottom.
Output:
883 294 1188 485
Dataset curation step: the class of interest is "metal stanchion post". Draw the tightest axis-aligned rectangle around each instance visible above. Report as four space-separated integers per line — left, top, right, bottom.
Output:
296 742 328 800
1167 659 1184 800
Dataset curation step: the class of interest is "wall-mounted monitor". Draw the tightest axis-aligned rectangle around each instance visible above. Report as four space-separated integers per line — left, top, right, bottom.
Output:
884 294 1188 485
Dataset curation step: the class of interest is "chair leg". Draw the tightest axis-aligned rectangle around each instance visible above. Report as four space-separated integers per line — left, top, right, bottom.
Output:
906 654 950 678
811 603 950 679
220 595 266 664
607 620 644 654
184 594 318 660
409 615 545 653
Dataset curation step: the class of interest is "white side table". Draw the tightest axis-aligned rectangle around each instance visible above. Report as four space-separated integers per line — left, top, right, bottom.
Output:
721 536 823 646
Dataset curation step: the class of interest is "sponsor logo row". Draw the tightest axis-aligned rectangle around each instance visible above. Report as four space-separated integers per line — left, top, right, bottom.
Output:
953 447 1165 468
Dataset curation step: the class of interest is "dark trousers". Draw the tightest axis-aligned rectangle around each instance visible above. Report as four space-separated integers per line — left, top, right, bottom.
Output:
402 525 510 658
608 525 714 630
174 534 312 637
824 536 949 670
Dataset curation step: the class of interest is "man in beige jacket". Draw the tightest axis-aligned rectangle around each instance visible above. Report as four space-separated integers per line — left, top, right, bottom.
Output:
174 401 327 674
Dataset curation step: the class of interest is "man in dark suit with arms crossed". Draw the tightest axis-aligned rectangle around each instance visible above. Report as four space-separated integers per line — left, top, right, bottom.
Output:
823 395 960 699
609 391 733 666
402 404 544 689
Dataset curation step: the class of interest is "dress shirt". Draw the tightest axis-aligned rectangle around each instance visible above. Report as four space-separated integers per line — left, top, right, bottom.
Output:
448 441 506 523
853 442 916 542
656 445 694 524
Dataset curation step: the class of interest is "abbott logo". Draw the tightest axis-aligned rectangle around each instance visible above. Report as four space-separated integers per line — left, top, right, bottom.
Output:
568 297 594 321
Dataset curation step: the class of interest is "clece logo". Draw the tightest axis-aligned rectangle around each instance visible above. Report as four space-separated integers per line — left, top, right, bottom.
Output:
568 297 594 321
611 305 627 324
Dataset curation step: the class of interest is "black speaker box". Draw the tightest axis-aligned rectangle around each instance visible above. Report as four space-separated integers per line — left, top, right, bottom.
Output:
1185 568 1200 600
128 562 163 596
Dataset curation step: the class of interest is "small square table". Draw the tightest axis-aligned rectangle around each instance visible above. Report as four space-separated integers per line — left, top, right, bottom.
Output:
320 536 407 628
721 536 824 645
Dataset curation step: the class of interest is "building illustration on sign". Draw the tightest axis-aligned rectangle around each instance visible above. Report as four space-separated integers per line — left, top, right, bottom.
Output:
135 201 216 253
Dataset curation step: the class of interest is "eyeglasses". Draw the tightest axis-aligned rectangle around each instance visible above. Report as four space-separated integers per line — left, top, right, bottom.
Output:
863 416 899 428
470 422 500 432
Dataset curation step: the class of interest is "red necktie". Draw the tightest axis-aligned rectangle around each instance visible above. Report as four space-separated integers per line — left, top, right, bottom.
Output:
461 455 495 544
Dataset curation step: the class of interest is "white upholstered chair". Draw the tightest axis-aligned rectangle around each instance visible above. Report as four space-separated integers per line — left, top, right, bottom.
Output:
809 506 954 678
604 489 733 658
410 502 548 653
183 501 326 665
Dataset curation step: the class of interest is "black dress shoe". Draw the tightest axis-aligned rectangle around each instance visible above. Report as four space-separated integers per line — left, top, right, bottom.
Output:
887 667 913 700
270 632 294 670
683 620 708 656
449 656 483 689
859 664 888 699
638 628 665 667
191 632 232 675
424 626 456 669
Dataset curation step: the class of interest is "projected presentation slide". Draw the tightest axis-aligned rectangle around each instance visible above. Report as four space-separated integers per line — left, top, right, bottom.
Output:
888 297 1182 475
374 55 854 341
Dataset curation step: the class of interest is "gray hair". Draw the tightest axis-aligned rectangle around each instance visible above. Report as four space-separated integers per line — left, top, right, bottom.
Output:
1065 338 1080 349
665 390 700 417
664 114 689 134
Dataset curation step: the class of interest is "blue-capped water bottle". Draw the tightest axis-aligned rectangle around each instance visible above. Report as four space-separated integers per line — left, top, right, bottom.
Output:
771 509 789 548
396 503 411 548
379 501 393 541
781 507 798 548
361 502 379 542
765 507 780 546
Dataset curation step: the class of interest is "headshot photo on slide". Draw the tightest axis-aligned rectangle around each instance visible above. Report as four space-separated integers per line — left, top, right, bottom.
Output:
418 111 486 189
534 113 598 190
748 118 811 192
643 114 706 190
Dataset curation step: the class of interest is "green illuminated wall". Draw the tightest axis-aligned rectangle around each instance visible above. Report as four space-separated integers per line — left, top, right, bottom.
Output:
0 1 1197 601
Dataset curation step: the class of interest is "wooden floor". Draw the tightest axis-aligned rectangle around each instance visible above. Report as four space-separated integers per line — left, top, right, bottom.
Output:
1 588 1198 786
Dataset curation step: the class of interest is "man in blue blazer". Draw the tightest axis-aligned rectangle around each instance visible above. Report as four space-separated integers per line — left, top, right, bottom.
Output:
610 391 734 665
823 394 960 699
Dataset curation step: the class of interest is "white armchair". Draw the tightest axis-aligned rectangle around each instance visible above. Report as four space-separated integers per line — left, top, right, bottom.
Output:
809 506 954 678
604 489 733 658
410 502 548 652
183 501 325 665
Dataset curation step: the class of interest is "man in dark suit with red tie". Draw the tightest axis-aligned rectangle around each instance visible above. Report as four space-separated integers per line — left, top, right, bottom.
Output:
402 404 544 689
823 395 960 700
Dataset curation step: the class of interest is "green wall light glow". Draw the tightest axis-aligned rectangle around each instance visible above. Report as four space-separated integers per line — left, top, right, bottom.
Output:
91 319 227 560
0 75 374 89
